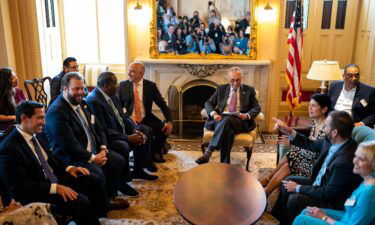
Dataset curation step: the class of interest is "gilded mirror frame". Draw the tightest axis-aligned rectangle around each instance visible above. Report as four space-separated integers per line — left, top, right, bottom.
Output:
149 0 257 60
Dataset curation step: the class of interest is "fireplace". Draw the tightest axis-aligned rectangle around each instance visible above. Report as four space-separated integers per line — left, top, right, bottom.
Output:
136 58 272 133
169 80 217 138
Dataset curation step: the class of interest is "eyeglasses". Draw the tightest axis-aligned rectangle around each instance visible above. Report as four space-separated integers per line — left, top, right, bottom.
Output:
68 65 79 70
345 73 360 79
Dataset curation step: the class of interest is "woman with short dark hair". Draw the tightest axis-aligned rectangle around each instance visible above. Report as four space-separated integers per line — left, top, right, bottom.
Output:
260 93 332 196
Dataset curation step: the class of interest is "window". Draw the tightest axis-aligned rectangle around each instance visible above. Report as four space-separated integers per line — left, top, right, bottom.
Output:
335 0 347 29
62 0 125 64
285 0 310 29
321 0 333 29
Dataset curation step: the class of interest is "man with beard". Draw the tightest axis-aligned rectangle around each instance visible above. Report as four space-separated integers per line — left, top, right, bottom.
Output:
86 71 158 197
271 111 362 225
45 72 129 209
328 64 375 128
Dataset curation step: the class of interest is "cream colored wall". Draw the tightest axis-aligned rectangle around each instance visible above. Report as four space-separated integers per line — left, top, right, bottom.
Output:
0 0 16 69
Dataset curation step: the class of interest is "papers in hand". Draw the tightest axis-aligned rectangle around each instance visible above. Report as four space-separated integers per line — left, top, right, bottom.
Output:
222 112 240 117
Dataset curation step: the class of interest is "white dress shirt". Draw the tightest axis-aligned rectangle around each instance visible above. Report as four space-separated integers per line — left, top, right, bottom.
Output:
16 126 57 194
334 86 356 116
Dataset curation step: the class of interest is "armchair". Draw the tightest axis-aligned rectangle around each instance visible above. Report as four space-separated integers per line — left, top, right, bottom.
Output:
200 90 264 171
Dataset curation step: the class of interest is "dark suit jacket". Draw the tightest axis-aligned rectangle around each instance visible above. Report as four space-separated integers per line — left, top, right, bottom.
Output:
161 32 177 51
328 81 375 127
204 84 261 132
45 95 107 165
292 133 362 209
86 88 135 142
50 71 65 104
117 79 172 123
0 129 67 204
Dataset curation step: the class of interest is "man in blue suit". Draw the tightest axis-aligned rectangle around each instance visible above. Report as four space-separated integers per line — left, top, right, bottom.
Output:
327 64 375 128
0 101 108 225
45 72 129 208
195 67 261 164
86 71 158 195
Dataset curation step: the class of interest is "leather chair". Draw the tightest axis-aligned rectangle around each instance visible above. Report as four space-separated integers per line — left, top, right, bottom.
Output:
200 91 265 172
24 77 51 107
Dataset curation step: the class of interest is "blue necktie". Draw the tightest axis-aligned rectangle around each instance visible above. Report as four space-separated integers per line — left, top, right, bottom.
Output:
313 147 336 186
31 137 58 183
76 106 97 153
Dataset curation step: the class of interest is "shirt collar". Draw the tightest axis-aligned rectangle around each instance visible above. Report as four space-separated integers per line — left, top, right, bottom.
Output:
63 95 80 111
330 139 348 152
341 85 357 94
230 85 240 92
133 79 144 87
16 125 34 143
98 88 111 102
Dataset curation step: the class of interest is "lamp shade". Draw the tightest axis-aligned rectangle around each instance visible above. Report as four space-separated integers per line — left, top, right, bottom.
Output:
306 61 342 81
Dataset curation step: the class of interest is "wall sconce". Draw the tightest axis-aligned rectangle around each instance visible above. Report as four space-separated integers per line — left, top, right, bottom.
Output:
134 0 142 10
264 0 273 10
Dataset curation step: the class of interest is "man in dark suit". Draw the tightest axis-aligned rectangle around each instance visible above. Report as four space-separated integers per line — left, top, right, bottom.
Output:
117 62 173 163
161 24 177 52
0 101 108 225
271 111 362 225
86 71 158 192
328 63 375 128
50 57 79 103
195 66 261 164
45 72 129 208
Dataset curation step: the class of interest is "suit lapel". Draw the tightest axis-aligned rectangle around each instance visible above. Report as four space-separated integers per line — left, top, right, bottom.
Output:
352 83 361 110
96 89 119 126
127 81 135 114
14 130 46 175
61 97 84 131
239 85 245 111
222 85 231 111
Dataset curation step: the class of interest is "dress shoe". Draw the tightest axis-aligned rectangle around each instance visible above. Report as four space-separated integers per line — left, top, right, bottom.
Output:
163 142 171 154
195 151 211 164
109 198 130 210
118 183 139 197
146 163 158 173
132 170 159 181
153 155 166 163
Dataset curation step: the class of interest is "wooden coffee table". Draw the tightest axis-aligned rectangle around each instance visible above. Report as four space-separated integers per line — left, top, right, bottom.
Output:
174 163 266 225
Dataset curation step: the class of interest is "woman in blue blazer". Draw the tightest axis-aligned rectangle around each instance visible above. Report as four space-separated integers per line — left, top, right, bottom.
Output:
293 140 375 225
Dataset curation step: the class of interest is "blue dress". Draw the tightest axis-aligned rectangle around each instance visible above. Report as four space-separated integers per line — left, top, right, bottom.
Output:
293 183 375 225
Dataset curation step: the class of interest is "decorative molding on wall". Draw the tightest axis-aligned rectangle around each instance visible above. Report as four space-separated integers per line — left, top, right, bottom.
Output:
178 64 226 77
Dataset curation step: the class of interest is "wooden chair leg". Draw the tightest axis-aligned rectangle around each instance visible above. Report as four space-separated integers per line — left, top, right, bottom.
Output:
201 142 209 154
244 146 253 172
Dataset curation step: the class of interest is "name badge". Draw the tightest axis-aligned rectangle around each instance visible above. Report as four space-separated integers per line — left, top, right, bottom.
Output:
344 197 356 206
168 40 171 43
123 107 127 113
360 99 368 107
91 115 95 124
215 33 218 38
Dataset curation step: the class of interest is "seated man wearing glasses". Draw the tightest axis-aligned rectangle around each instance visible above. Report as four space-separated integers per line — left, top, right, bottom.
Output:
328 63 375 128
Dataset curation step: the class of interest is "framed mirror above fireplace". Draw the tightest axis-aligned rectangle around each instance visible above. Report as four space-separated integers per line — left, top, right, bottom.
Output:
149 0 257 60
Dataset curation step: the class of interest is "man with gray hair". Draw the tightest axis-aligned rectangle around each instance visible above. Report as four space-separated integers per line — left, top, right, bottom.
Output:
195 67 261 164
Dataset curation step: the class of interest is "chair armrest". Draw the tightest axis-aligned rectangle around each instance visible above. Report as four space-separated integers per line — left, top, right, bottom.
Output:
278 145 291 163
254 113 264 123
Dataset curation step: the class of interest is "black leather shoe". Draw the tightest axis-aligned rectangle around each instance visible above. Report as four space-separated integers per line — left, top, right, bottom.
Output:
118 183 139 197
132 170 159 181
195 152 211 164
109 198 130 210
147 163 158 172
153 155 166 163
163 142 171 154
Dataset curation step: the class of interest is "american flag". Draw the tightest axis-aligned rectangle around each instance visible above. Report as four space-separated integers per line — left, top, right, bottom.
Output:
286 0 303 112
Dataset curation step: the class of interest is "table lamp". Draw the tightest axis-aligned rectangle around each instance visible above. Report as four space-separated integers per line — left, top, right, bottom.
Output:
306 60 342 93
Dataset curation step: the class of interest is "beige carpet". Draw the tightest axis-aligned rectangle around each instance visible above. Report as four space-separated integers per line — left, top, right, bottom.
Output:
101 150 280 225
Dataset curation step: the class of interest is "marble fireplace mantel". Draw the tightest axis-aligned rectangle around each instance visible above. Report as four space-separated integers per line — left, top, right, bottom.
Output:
135 58 272 132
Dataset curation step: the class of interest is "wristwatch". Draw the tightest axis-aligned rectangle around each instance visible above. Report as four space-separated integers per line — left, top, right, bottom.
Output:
322 216 328 221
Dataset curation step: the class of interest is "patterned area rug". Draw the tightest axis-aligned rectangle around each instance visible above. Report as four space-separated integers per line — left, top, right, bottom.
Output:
101 149 280 225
